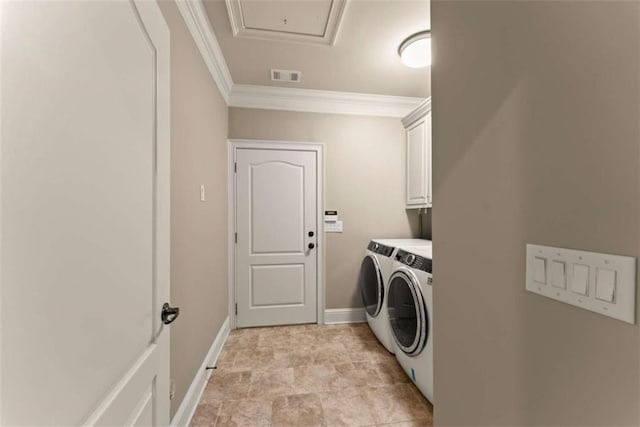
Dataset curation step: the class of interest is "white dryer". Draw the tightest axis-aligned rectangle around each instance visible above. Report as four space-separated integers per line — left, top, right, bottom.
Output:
387 245 433 403
358 239 430 353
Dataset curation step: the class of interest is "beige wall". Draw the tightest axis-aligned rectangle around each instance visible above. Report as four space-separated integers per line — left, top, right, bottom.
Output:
158 1 229 417
229 108 421 309
432 2 640 426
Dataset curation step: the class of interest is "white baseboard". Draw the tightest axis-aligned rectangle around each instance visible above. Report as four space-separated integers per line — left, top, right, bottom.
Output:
171 316 230 427
324 308 366 324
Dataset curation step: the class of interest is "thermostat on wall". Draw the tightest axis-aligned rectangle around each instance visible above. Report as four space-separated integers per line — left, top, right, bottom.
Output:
324 210 338 222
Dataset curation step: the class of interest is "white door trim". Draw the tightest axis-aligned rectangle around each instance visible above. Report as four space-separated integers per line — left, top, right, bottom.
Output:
227 139 325 329
0 3 4 418
0 2 4 416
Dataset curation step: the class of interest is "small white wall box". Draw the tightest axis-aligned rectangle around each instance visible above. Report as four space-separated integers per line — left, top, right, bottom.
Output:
325 221 343 233
526 244 636 324
324 210 338 222
324 210 342 233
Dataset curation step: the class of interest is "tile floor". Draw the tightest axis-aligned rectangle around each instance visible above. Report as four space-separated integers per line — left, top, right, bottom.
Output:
190 323 433 426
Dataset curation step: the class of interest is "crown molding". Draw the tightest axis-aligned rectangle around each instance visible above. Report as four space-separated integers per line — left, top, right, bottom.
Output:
401 97 432 127
175 0 233 103
229 84 426 118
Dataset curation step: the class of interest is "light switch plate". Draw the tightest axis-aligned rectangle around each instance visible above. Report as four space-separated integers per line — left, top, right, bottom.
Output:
526 244 636 324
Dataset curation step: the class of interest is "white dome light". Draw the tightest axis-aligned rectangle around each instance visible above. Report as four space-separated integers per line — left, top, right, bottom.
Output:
398 30 431 68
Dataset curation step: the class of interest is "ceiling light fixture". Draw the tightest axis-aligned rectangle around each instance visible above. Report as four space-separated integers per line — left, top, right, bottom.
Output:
398 30 431 68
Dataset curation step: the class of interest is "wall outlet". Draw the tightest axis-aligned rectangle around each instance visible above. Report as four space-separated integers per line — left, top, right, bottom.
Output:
200 184 206 202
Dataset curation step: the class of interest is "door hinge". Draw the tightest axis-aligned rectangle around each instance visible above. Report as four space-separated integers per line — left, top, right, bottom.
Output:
235 303 238 315
234 232 237 243
234 162 237 173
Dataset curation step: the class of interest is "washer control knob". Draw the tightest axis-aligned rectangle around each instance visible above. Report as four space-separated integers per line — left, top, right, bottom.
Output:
406 254 416 265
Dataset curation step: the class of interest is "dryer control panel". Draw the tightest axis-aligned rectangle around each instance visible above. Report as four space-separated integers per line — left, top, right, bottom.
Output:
396 249 432 273
368 241 394 257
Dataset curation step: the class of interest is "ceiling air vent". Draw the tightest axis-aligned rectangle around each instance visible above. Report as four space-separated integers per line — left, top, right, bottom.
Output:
270 69 302 83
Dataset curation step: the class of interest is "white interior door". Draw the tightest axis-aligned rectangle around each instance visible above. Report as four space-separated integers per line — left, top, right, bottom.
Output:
0 1 171 425
235 148 318 328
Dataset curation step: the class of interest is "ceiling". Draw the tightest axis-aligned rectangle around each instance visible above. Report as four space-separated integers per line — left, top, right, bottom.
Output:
203 0 430 98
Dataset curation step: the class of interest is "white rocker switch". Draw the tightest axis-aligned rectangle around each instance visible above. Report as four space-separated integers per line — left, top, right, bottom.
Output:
533 257 547 284
550 261 566 289
571 264 589 296
596 268 616 303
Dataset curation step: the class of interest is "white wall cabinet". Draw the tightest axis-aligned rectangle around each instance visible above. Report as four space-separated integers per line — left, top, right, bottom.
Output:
403 100 432 209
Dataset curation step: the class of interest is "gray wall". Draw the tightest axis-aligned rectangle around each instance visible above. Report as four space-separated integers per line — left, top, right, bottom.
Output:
432 2 640 425
158 1 229 417
228 108 421 309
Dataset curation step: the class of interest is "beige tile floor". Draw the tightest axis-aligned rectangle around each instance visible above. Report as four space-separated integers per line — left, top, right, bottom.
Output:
190 323 433 427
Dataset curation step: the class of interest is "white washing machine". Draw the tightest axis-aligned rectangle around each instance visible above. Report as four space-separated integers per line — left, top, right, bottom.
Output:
358 239 430 353
387 245 433 403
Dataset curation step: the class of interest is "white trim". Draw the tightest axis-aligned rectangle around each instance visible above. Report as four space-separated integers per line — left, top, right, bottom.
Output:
0 2 4 419
224 0 347 46
317 143 325 325
147 0 173 422
401 97 432 128
175 0 233 103
228 139 325 328
230 84 425 118
227 142 236 330
170 317 230 427
324 308 366 324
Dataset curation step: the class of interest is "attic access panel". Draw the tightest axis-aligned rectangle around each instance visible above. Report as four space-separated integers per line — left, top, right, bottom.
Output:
225 0 348 45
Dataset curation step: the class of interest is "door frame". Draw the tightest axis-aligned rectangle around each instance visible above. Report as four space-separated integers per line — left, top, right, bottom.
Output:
227 139 325 329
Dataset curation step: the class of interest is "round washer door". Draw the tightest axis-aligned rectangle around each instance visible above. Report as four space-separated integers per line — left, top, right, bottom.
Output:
387 270 428 355
358 254 384 317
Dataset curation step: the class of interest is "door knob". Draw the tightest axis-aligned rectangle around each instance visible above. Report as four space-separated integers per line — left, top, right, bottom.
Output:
308 243 315 250
161 303 180 325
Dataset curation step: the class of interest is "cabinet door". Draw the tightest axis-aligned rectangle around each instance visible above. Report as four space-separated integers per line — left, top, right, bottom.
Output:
406 118 428 206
